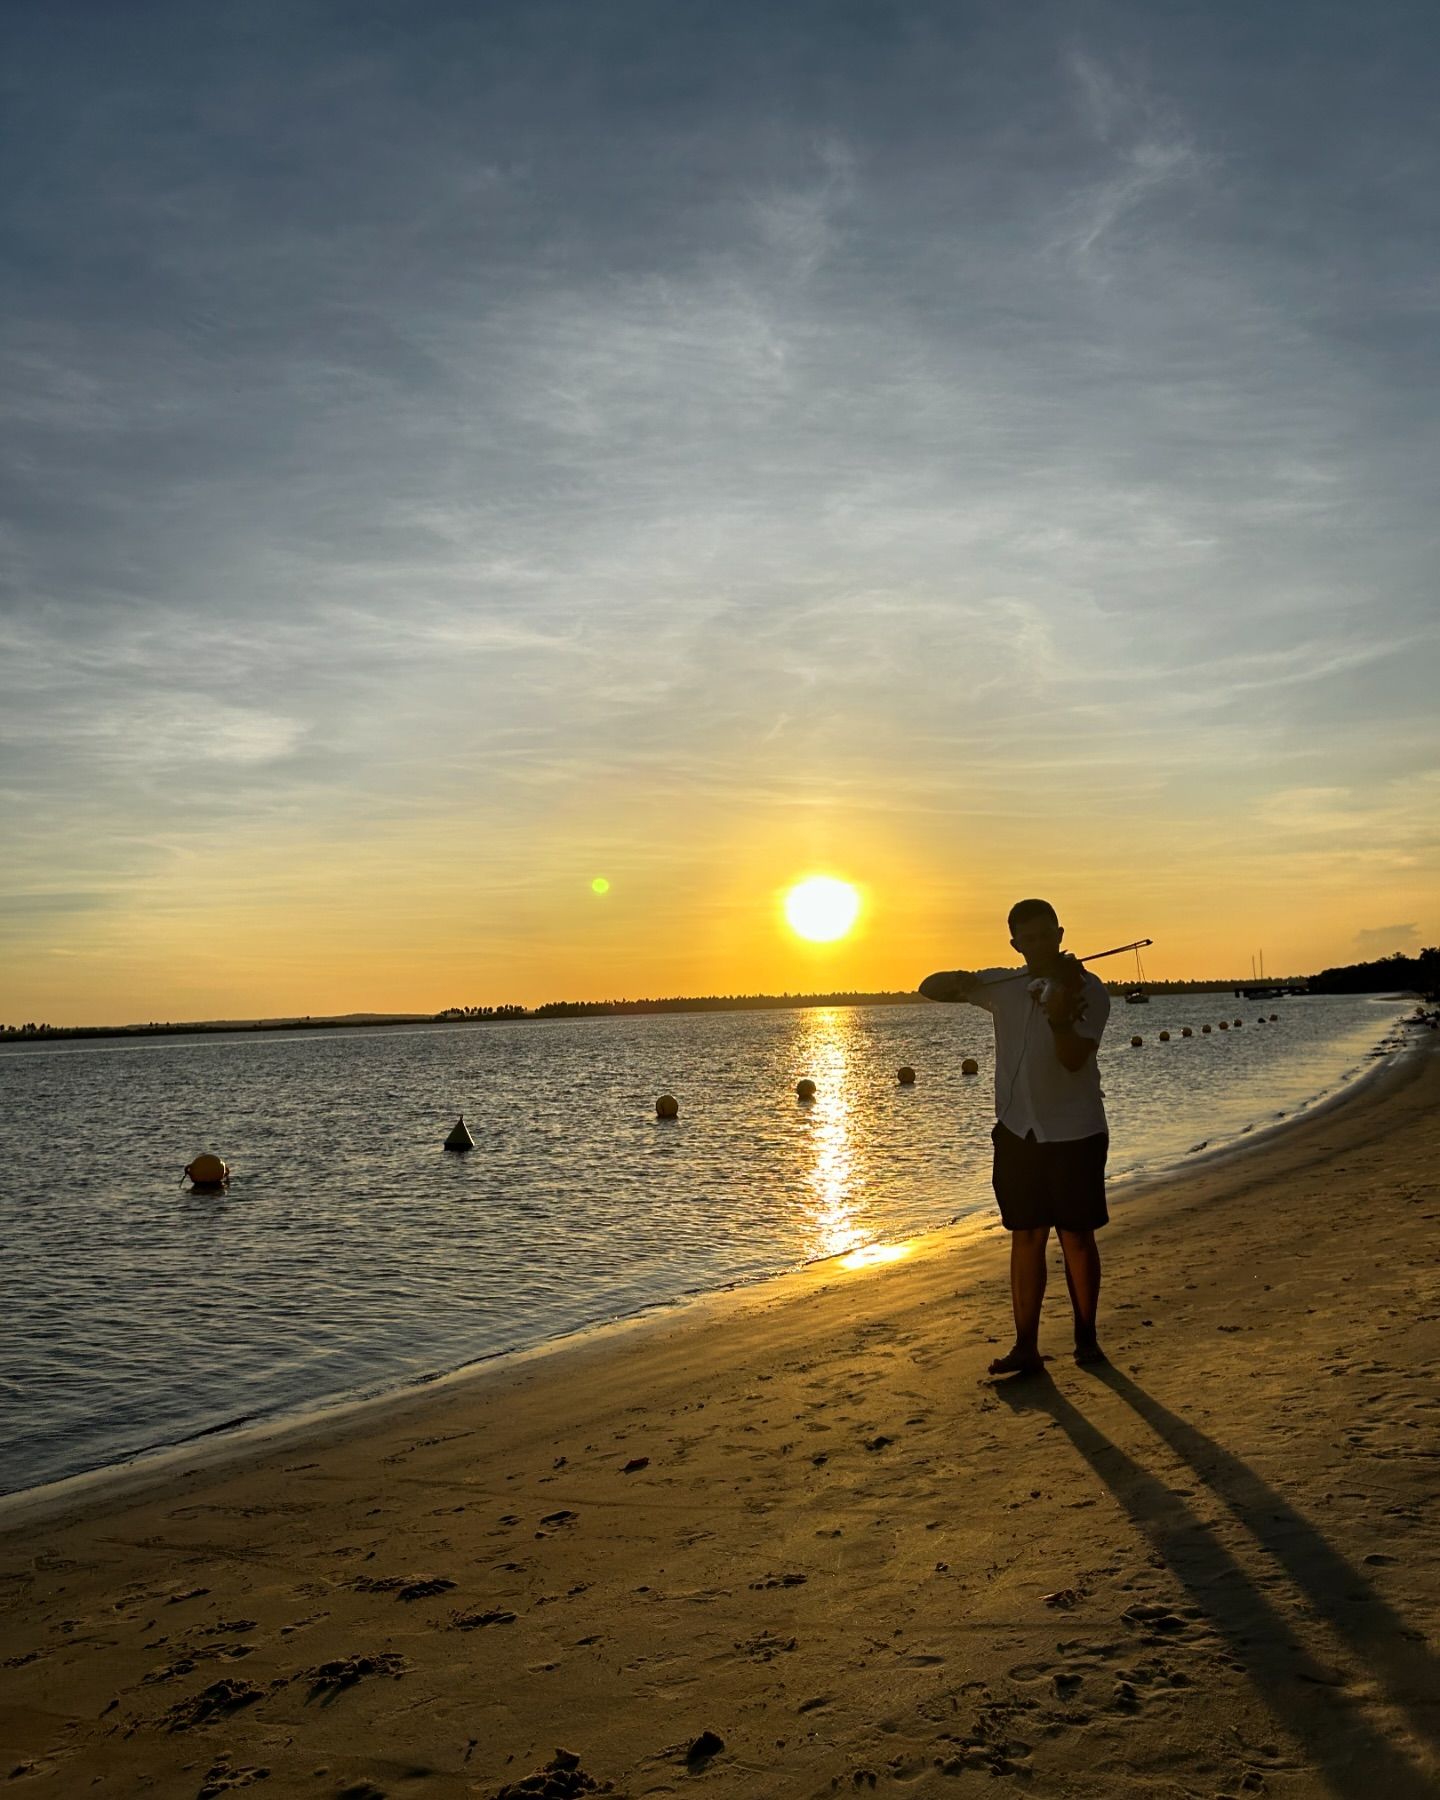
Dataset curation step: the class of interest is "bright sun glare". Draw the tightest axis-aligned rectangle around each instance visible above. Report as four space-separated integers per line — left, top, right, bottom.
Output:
784 876 861 943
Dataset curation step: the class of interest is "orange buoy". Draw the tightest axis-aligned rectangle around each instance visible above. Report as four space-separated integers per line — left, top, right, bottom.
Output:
961 1057 979 1077
185 1152 228 1188
656 1093 679 1119
444 1116 475 1152
1181 1026 1193 1038
1234 1019 1243 1028
1130 1035 1143 1047
1202 1024 1212 1034
796 1078 817 1101
897 1066 916 1085
1218 1021 1228 1030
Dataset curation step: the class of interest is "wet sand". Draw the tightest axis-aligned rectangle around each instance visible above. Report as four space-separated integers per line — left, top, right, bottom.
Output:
2 1039 1438 1799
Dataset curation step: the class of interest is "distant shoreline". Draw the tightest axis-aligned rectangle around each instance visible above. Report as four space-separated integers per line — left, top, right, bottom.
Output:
0 980 1325 1044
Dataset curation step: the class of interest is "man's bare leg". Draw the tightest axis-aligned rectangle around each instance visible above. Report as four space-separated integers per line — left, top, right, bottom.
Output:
1058 1227 1104 1363
989 1226 1049 1373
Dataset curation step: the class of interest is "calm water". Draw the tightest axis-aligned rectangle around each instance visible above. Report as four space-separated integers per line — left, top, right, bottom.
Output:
0 993 1412 1497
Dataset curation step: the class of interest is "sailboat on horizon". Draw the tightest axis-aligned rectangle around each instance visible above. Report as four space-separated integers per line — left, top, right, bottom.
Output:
1124 943 1150 1004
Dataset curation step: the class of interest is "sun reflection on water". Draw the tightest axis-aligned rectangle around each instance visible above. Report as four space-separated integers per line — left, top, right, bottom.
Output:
796 1008 869 1262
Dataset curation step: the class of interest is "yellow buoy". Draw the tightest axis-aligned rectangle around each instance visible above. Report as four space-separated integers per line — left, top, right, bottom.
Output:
796 1078 817 1100
897 1065 916 1085
185 1152 228 1188
444 1116 475 1152
961 1057 979 1077
1130 1035 1143 1047
656 1093 679 1119
1158 1030 1170 1042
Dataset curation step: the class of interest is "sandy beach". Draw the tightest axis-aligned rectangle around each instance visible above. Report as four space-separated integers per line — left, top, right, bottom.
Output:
2 1041 1437 1800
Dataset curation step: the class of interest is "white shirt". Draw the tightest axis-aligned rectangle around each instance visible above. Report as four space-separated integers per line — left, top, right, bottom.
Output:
970 965 1110 1143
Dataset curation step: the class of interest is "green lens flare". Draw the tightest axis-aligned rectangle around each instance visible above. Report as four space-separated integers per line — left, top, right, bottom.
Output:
591 877 610 895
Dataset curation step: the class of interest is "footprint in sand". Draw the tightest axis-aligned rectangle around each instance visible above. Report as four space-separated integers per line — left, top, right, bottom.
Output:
347 1574 456 1601
157 1677 274 1731
304 1653 407 1701
1120 1602 1191 1635
196 1758 270 1797
278 1611 328 1638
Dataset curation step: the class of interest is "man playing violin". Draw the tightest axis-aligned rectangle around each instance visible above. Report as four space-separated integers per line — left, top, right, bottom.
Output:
919 898 1111 1374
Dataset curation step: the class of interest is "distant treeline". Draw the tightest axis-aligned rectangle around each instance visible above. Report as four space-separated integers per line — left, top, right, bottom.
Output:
1099 978 1296 995
0 994 927 1041
434 1005 529 1020
0 1015 431 1043
8 956 1434 1042
529 991 928 1017
1307 947 1439 997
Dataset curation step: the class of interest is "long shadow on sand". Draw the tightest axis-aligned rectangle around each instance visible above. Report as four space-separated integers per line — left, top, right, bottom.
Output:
995 1370 1437 1799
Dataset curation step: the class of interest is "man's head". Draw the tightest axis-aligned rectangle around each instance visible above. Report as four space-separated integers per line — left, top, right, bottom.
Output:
1008 897 1064 969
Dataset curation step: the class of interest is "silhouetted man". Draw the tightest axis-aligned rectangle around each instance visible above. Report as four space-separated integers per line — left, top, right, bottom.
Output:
919 899 1110 1373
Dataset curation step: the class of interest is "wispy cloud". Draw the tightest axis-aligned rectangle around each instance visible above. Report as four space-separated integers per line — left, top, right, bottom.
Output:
2 5 1437 1009
1354 922 1420 953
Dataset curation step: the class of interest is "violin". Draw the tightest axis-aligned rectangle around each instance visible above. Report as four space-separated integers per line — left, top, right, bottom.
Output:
1028 953 1089 1030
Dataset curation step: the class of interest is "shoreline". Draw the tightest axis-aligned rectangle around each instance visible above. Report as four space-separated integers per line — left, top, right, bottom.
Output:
2 1039 1437 1795
2 1011 1426 1521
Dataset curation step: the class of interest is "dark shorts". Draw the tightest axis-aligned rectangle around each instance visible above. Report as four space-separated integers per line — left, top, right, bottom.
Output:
991 1122 1109 1232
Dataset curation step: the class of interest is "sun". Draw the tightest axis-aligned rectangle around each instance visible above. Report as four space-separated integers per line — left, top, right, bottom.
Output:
784 876 861 943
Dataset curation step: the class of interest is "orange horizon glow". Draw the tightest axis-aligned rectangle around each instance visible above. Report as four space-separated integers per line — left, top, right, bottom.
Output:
5 817 1433 1029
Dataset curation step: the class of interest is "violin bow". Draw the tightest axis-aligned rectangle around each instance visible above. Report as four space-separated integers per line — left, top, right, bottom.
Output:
980 937 1154 987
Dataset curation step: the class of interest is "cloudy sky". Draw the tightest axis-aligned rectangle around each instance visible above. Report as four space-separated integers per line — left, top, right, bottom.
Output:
3 1 1437 1022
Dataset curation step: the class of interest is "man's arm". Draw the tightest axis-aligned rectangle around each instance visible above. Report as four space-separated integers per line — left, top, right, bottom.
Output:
1046 1020 1098 1073
1042 967 1105 1071
918 969 983 1004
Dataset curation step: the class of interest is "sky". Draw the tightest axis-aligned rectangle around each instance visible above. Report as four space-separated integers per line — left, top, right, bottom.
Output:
2 0 1438 1024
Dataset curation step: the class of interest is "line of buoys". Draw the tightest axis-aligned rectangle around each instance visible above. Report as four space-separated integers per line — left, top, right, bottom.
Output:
199 993 1295 1173
1119 1006 1288 1048
183 1153 229 1190
444 1115 475 1152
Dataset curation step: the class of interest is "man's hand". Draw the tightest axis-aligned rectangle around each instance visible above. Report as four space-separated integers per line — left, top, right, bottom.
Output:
1041 954 1086 1028
918 969 979 1003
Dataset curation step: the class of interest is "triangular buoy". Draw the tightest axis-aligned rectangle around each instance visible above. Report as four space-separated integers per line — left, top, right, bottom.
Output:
444 1115 475 1152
